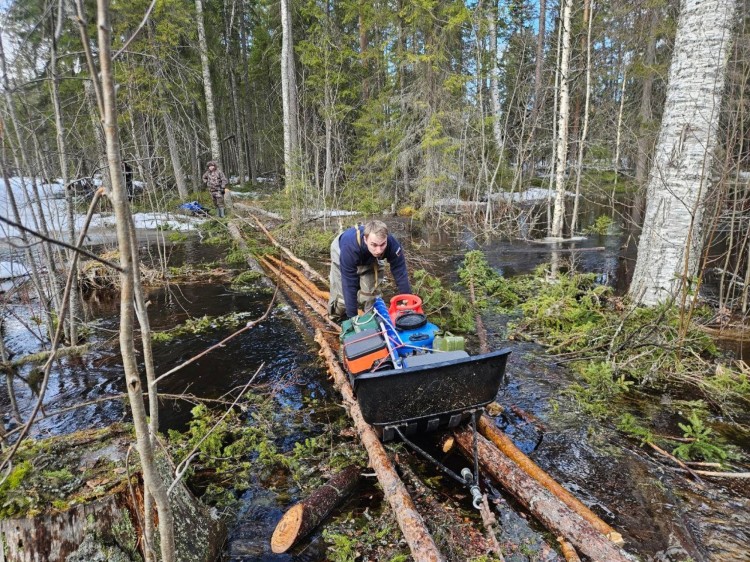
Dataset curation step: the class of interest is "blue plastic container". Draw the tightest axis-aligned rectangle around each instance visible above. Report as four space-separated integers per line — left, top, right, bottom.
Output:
395 322 439 356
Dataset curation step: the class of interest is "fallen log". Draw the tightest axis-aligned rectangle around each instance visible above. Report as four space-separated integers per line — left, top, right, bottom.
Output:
265 254 330 303
231 200 283 220
396 459 494 560
271 465 362 553
248 213 329 286
315 329 445 562
478 414 623 544
259 256 339 332
227 221 275 289
557 537 582 562
11 344 92 367
453 427 630 562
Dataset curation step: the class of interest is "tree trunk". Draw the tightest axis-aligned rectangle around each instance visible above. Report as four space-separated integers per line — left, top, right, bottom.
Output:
281 0 299 188
164 111 189 199
0 35 64 331
94 3 176 560
271 465 361 553
84 79 110 191
359 3 369 101
195 0 222 164
629 0 737 305
239 1 257 182
230 69 247 183
551 0 572 238
635 7 660 189
50 13 81 345
453 426 630 562
570 0 593 235
489 0 504 158
528 0 546 152
0 431 224 562
314 330 445 562
477 415 622 543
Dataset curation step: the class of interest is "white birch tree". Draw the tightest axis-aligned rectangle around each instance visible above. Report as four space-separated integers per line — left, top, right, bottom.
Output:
629 0 737 305
281 0 299 188
196 0 222 165
551 0 572 238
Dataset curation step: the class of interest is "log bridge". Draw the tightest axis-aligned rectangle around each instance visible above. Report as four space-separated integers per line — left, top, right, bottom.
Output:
229 218 630 562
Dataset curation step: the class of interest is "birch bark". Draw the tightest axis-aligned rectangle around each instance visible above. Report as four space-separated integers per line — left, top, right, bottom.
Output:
489 0 504 157
195 0 222 164
281 0 299 187
551 0 572 238
629 0 737 305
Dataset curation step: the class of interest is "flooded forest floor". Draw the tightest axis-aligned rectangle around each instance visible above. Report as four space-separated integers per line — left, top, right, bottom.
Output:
1 213 749 562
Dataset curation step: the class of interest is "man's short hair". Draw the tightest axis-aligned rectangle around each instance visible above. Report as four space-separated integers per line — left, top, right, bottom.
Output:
364 220 388 239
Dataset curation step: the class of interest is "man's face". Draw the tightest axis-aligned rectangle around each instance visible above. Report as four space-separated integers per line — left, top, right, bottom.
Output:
365 233 387 258
209 165 215 171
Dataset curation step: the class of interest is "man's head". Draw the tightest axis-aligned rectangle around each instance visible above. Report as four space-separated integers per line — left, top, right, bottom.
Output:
364 220 389 258
207 161 217 170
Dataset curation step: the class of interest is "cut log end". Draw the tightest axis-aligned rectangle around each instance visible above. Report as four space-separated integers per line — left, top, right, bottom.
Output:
608 531 625 545
270 503 304 553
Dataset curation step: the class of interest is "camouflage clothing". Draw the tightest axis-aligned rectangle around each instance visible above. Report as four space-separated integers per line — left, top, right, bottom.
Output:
202 161 228 214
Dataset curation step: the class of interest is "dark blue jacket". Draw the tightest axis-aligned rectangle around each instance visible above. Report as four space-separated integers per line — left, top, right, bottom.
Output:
339 225 411 319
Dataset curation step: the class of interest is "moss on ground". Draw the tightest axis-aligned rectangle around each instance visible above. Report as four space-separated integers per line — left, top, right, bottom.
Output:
0 424 136 519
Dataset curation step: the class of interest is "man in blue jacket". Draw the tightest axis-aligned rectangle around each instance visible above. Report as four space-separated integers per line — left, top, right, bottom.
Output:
328 220 411 322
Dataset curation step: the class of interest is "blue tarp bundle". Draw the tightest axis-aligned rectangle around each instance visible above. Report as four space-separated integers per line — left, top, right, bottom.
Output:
179 201 211 215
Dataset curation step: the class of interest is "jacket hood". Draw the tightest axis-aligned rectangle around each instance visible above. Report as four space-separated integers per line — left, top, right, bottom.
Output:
206 160 218 168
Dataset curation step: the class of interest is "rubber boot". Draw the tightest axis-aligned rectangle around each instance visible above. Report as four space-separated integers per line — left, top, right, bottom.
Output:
218 207 225 218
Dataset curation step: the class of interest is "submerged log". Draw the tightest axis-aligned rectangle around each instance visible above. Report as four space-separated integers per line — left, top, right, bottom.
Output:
271 465 361 553
478 414 623 544
453 427 629 562
315 329 445 562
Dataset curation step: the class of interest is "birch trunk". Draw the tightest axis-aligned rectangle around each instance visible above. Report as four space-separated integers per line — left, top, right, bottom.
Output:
195 0 222 165
551 0 573 238
489 0 504 158
629 0 737 305
635 8 659 188
94 3 176 560
570 0 593 235
281 0 299 188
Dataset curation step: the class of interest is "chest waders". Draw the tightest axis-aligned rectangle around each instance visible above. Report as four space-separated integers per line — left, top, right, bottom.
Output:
328 227 385 320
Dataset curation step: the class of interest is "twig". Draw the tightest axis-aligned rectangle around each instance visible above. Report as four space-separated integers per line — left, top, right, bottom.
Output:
670 467 750 479
167 364 263 495
113 0 158 60
647 442 704 486
151 286 277 386
0 208 122 271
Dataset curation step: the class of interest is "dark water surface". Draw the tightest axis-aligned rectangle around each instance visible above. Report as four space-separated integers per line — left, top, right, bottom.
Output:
2 214 749 561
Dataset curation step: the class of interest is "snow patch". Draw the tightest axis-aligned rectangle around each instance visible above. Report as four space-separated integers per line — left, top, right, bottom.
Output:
0 261 30 279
